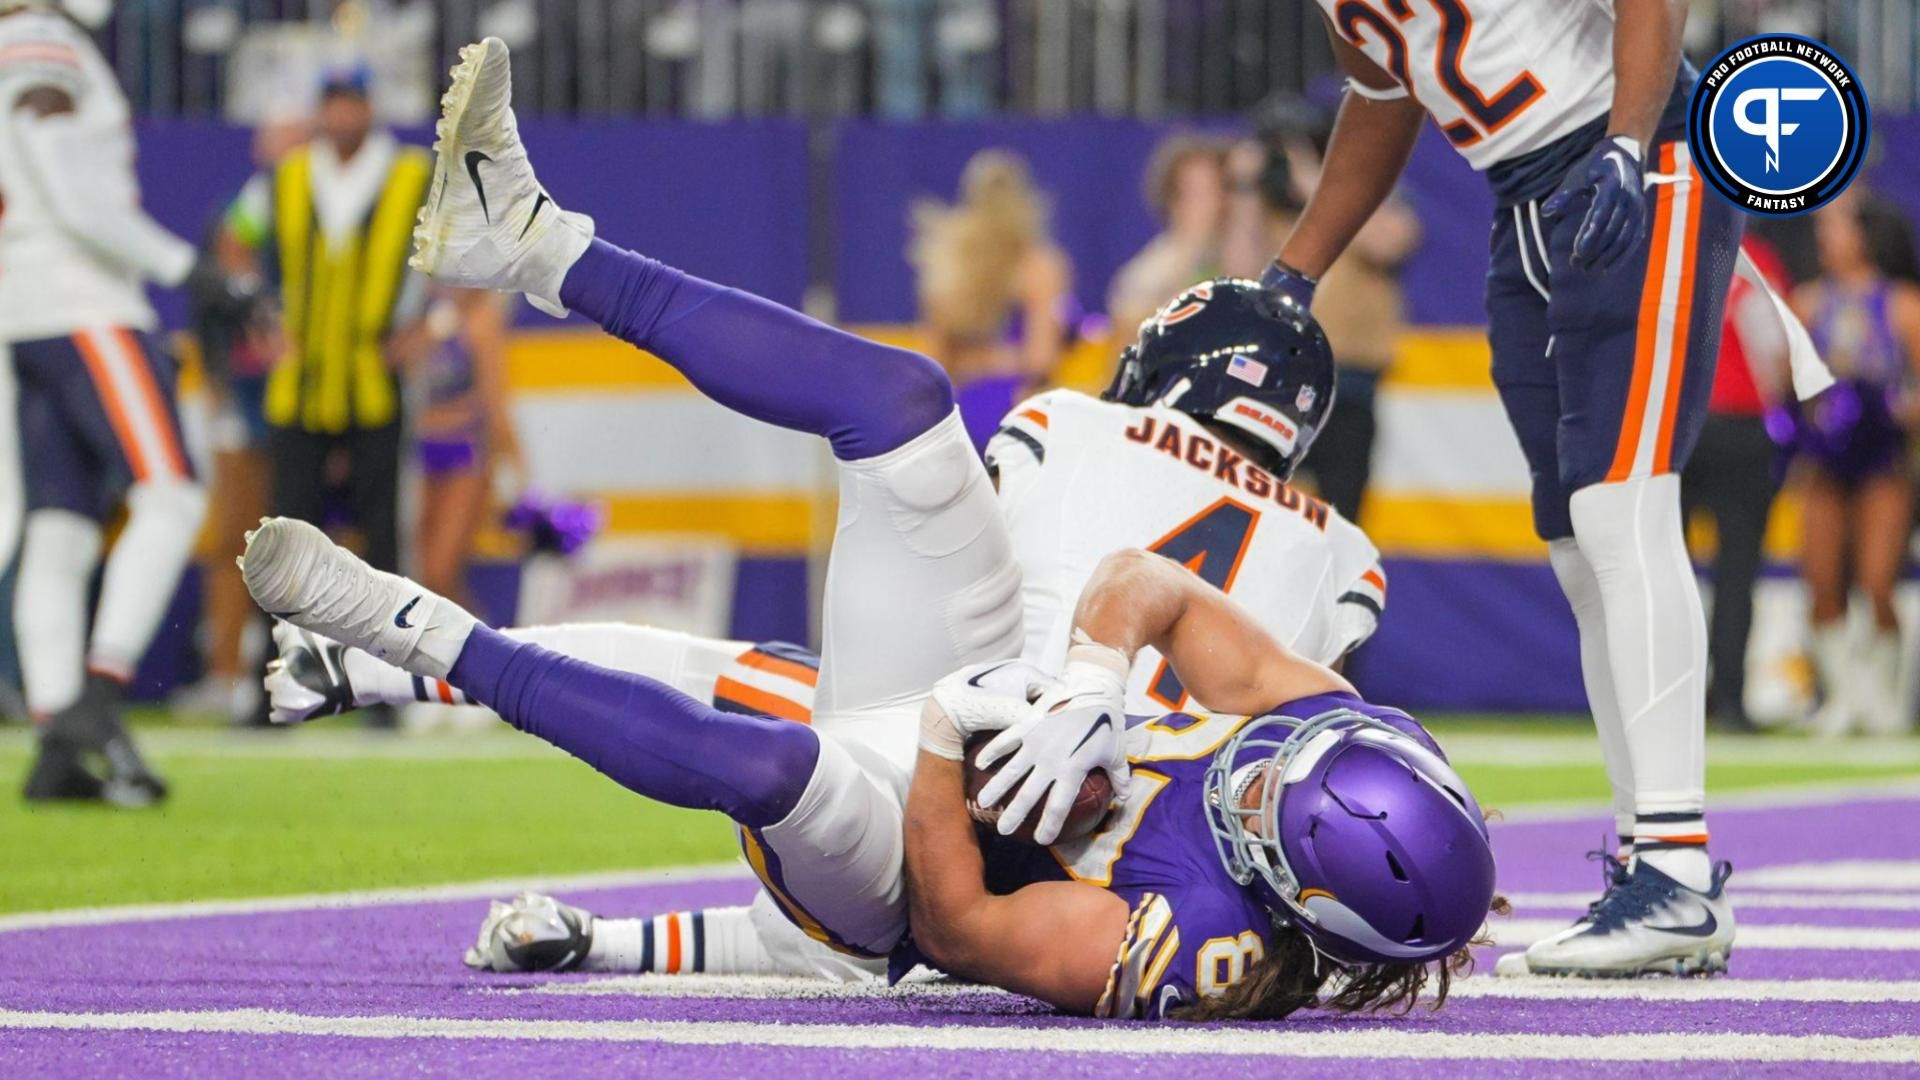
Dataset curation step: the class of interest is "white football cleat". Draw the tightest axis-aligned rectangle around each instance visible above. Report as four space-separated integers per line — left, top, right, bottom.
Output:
465 892 596 973
239 517 475 681
263 622 360 725
1514 858 1736 978
412 36 593 316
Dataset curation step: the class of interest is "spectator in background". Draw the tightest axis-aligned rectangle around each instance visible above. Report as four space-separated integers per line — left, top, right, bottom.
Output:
1789 191 1920 737
908 149 1073 453
1681 235 1792 733
1107 134 1231 339
407 288 521 607
218 62 431 726
219 63 429 578
873 0 999 119
1242 107 1420 524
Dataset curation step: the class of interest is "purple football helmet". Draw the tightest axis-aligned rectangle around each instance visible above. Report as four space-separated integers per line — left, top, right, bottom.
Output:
1205 709 1496 966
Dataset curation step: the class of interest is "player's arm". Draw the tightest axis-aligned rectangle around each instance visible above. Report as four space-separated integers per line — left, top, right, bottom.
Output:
1075 547 1351 716
1271 27 1425 285
8 87 197 287
903 743 1130 1012
1607 0 1689 150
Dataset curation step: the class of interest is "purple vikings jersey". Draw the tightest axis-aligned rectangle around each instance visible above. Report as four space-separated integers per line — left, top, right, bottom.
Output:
984 691 1441 1020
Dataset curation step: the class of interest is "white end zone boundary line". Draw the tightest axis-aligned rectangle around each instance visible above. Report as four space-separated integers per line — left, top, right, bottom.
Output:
0 1008 1916 1063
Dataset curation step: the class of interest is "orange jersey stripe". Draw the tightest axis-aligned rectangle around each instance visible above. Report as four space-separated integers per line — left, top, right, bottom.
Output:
664 912 683 974
713 676 812 724
113 328 190 478
1017 408 1050 430
736 649 819 688
1362 568 1387 595
1607 144 1679 483
72 332 152 482
1651 158 1704 474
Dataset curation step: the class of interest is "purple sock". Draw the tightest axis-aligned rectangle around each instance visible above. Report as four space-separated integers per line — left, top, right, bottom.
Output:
448 626 818 828
560 237 951 460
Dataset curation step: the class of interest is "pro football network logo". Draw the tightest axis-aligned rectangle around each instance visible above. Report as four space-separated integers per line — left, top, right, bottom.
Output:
1689 34 1869 216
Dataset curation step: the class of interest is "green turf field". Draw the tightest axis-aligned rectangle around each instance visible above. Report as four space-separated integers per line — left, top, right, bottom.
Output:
3 715 1917 914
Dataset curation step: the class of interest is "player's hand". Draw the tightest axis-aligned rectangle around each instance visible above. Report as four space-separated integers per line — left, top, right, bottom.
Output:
920 660 1062 760
263 621 360 724
1260 258 1319 310
1544 135 1648 274
976 642 1132 845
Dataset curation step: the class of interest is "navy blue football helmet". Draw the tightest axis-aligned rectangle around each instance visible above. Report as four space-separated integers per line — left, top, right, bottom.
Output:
1104 279 1336 481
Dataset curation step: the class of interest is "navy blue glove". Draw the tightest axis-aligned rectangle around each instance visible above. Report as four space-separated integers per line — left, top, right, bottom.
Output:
1260 258 1319 310
1543 135 1648 274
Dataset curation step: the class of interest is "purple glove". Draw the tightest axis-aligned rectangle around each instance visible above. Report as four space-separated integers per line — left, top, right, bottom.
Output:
1260 258 1319 310
1543 135 1648 274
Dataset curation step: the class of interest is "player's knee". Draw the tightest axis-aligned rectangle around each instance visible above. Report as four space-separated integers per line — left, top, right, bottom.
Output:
127 478 209 532
837 348 954 460
728 716 823 828
21 509 103 575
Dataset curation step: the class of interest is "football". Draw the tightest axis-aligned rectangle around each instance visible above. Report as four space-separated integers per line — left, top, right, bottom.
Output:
962 731 1117 846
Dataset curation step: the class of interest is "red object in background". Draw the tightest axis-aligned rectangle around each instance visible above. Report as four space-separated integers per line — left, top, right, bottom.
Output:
1710 235 1792 417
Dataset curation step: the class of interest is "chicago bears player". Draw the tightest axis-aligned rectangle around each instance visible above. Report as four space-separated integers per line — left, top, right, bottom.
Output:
1257 0 1741 977
241 36 1495 1016
1 0 208 805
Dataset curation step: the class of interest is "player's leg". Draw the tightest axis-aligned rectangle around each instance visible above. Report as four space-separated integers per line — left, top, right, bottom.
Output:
242 517 909 956
1799 471 1852 734
412 35 1021 765
1850 471 1912 734
1485 205 1636 852
77 331 209 692
1528 142 1741 976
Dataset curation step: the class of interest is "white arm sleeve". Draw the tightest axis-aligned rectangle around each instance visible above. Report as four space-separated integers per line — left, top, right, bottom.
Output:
11 112 196 286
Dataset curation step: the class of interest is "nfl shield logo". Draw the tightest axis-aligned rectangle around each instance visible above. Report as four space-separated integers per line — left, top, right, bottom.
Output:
1296 385 1317 412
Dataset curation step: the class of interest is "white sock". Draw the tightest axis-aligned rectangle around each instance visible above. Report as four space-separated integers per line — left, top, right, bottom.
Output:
88 479 208 679
1808 621 1854 736
585 905 777 975
524 209 596 318
1549 538 1635 853
1857 630 1907 736
1570 475 1711 891
14 510 103 716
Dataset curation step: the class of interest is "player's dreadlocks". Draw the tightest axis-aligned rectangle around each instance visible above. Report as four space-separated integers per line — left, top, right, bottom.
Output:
1170 894 1510 1023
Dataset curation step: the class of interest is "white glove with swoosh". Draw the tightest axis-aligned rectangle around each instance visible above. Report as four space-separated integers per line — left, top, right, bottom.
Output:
975 634 1132 845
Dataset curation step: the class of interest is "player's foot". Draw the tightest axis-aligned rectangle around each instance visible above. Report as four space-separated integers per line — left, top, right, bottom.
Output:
1514 858 1735 978
464 892 596 973
239 518 477 681
264 622 361 725
21 731 104 803
80 675 168 808
411 36 593 316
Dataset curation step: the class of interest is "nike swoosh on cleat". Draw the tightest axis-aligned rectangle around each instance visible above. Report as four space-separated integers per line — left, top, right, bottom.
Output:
394 596 423 630
1070 714 1113 755
1657 909 1720 938
519 192 550 241
465 150 493 223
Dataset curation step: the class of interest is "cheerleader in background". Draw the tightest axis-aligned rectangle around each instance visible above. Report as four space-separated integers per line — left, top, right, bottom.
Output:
908 150 1075 454
1787 191 1920 736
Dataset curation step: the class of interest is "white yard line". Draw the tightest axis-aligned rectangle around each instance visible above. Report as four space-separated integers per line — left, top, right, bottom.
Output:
0 864 752 935
1739 861 1920 890
512 972 1920 1006
1493 777 1920 824
1491 919 1920 951
1439 733 1920 769
1 1008 1916 1062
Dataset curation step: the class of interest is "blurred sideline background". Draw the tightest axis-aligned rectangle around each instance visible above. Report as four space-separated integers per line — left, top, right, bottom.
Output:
31 0 1920 719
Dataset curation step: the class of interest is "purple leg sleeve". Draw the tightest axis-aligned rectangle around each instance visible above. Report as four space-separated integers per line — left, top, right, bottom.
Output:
559 238 952 460
447 626 819 828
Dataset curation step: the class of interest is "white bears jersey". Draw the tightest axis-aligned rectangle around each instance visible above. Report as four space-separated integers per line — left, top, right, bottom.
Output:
988 389 1386 716
1316 0 1616 170
0 10 157 339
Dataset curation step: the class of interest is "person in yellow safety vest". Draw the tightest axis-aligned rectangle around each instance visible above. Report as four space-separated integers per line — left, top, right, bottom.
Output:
219 61 431 579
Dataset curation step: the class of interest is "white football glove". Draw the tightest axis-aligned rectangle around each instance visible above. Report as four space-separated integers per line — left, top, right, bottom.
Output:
919 659 1061 760
975 634 1132 845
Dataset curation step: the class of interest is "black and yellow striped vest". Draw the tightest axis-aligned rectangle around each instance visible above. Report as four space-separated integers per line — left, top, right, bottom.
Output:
264 143 432 433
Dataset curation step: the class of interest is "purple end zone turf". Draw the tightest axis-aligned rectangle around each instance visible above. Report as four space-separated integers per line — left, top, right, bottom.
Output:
3 795 1918 1074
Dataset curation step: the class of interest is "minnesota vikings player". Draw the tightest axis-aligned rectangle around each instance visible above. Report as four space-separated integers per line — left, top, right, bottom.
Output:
1262 0 1739 976
241 37 1495 1018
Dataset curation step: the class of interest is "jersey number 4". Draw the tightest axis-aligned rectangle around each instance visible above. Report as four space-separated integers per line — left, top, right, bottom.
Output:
1334 0 1543 148
1146 497 1259 710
